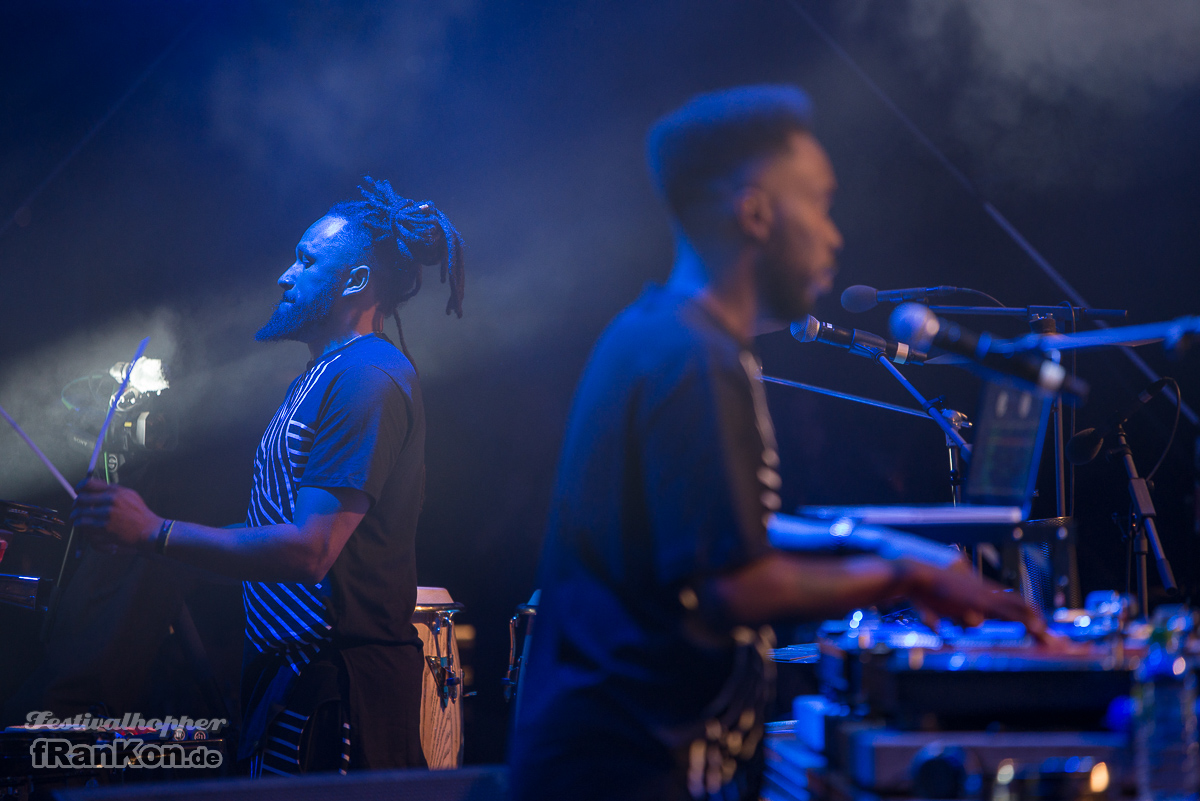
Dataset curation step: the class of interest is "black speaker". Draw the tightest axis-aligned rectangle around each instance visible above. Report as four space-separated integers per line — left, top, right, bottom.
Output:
53 765 509 801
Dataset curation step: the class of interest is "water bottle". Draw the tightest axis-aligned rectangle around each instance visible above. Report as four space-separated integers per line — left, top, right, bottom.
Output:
1134 606 1198 801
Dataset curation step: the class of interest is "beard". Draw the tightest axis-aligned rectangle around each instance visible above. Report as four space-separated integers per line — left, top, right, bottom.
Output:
255 280 341 343
757 257 816 322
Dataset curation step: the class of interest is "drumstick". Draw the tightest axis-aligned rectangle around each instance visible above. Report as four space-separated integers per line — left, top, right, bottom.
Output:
87 337 149 480
0 403 77 500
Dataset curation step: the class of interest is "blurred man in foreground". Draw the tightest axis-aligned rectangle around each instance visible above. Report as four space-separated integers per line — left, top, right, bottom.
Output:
509 86 1044 800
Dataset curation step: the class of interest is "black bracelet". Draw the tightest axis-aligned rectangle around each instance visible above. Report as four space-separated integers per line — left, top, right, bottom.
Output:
156 519 175 555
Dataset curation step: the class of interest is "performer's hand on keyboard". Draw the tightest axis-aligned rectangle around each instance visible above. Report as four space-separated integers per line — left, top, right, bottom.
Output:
898 557 1049 643
70 477 164 555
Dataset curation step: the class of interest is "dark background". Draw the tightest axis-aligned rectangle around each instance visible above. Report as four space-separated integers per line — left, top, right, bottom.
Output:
1 0 1197 763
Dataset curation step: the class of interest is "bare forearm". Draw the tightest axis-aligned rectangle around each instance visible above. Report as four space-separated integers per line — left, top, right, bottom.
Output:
157 519 327 583
711 549 1046 638
72 482 364 584
713 551 902 625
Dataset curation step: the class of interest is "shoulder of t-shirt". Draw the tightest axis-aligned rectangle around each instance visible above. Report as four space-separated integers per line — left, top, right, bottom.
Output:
327 336 418 400
597 286 746 379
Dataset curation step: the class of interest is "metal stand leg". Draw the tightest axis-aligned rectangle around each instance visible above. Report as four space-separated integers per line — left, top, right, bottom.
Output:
944 411 970 506
871 353 970 454
1111 426 1177 619
1133 525 1151 621
1028 314 1081 609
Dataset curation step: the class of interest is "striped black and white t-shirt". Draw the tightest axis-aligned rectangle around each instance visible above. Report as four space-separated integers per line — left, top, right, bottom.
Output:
242 333 426 676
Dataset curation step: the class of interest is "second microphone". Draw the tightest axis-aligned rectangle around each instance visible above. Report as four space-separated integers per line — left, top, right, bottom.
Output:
790 315 928 365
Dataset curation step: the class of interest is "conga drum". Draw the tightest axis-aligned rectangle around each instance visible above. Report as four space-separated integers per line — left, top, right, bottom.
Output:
413 586 464 769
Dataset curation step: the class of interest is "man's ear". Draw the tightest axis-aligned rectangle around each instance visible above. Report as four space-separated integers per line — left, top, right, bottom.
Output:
344 264 371 297
733 187 773 244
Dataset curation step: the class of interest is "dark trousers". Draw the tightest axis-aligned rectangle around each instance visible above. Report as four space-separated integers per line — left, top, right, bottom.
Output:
241 641 426 774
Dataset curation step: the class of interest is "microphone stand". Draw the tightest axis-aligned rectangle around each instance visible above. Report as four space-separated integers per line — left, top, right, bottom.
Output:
1111 425 1178 620
870 351 970 454
1027 312 1079 609
941 409 970 506
903 303 1088 606
760 372 970 506
917 302 1089 524
761 375 931 422
763 362 989 574
870 352 988 573
926 305 1127 323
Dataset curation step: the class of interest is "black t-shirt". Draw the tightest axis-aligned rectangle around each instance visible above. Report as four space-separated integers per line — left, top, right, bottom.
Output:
237 333 427 767
243 332 424 669
511 286 780 800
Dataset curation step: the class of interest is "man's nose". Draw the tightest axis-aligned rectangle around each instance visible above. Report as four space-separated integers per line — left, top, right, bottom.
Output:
278 263 299 288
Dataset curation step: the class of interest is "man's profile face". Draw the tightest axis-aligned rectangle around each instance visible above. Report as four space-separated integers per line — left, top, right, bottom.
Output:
752 131 843 321
256 215 363 343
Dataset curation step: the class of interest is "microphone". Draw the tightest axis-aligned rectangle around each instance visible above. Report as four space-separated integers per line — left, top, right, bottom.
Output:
842 284 962 313
1065 378 1170 465
790 315 928 365
889 303 1089 402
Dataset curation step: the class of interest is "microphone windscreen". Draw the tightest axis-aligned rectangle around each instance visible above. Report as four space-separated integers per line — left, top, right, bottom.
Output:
889 303 938 350
1065 428 1105 465
841 285 878 313
790 315 821 343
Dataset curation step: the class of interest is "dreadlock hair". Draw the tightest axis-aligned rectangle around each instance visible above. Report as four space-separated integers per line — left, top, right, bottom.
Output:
327 176 466 362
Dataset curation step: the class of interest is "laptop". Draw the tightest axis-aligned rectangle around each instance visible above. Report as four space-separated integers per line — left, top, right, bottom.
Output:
793 380 1053 534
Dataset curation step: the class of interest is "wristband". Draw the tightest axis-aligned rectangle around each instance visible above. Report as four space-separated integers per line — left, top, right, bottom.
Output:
156 519 175 555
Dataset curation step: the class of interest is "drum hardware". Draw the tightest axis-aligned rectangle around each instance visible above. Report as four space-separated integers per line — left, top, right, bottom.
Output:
0 501 66 610
0 500 66 601
424 608 464 707
413 587 465 769
503 590 540 720
504 600 538 702
1 501 66 541
0 573 53 610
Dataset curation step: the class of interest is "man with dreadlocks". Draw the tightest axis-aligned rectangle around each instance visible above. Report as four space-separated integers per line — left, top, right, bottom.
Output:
72 177 465 774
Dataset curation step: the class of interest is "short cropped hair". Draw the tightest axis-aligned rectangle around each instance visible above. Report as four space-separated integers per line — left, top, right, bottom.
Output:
646 85 813 222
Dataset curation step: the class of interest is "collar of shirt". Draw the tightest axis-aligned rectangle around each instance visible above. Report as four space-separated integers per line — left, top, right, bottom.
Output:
306 331 380 370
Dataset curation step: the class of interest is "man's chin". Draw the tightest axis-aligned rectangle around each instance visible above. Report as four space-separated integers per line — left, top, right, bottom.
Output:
255 309 310 343
254 326 299 343
757 265 817 323
762 293 813 324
